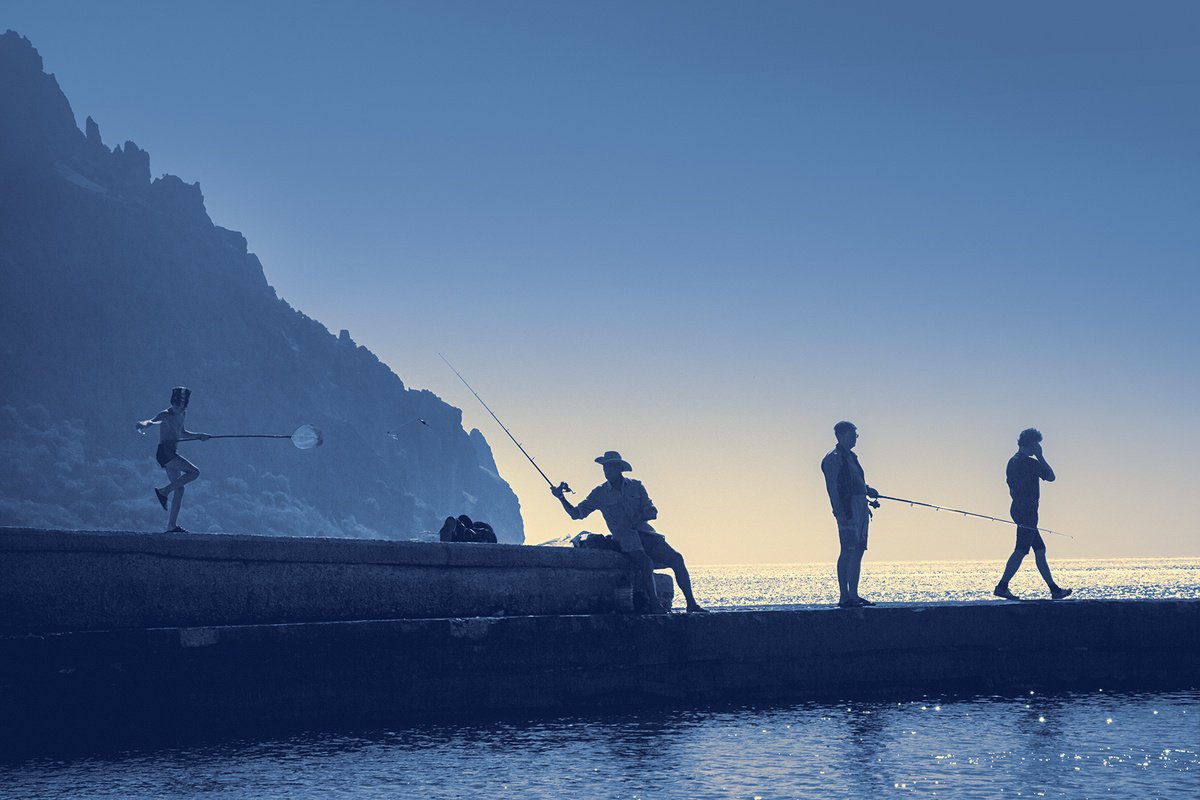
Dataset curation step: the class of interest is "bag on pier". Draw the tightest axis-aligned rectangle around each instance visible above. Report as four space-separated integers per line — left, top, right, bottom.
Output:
438 514 498 543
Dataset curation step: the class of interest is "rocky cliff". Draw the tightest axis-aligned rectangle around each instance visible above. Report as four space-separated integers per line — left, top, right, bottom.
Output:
0 31 524 541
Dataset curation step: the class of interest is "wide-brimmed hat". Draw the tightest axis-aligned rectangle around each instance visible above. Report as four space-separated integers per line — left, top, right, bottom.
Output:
594 450 632 471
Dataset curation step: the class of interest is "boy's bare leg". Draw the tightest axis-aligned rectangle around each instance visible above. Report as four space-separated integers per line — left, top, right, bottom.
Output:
158 457 199 495
168 486 185 530
160 458 199 530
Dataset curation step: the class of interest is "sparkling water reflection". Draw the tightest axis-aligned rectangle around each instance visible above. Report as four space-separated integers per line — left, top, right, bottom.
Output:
689 557 1200 609
2 691 1196 799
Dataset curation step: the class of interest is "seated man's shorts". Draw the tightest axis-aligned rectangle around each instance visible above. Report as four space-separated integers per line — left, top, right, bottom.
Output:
1011 502 1046 553
837 494 870 551
612 528 680 569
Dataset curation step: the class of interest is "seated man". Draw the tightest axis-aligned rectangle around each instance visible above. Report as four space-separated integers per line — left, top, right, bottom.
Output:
552 450 706 613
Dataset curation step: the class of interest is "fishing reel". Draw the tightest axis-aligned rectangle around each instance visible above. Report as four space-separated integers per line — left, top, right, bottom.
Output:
869 499 881 509
553 481 573 496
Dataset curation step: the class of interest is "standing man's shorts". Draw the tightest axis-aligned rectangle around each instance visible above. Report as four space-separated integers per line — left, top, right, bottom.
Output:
1011 501 1045 553
837 494 870 551
612 528 680 569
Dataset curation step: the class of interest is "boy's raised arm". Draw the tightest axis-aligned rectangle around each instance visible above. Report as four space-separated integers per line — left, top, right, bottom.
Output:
135 410 167 431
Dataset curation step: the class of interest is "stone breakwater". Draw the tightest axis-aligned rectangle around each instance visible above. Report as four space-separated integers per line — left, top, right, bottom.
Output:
0 528 1196 753
0 527 641 631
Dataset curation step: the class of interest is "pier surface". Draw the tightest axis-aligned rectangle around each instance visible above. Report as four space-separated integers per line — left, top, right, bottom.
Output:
1 528 1196 752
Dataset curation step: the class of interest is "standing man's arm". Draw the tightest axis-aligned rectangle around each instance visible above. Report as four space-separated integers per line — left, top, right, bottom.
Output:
180 428 211 441
822 456 845 521
1032 442 1055 482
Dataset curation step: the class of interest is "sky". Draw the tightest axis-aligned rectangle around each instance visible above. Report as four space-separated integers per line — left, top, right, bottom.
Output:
5 1 1198 565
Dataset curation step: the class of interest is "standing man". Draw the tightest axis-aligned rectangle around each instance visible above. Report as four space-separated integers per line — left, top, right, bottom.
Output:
821 421 880 608
552 450 706 614
993 428 1072 600
136 386 209 533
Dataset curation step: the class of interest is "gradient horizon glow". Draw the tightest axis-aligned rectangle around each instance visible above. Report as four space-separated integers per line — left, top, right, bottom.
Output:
5 1 1197 565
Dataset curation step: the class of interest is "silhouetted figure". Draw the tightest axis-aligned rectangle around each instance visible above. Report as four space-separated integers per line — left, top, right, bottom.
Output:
552 451 706 613
136 387 209 532
821 421 880 608
994 428 1072 601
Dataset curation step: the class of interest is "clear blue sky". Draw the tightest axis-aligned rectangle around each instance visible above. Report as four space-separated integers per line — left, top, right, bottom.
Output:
6 1 1198 563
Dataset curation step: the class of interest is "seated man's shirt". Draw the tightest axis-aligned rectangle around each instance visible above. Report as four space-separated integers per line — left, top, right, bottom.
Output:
571 477 658 535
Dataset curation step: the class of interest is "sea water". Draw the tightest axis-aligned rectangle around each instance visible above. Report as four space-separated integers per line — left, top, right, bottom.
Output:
689 557 1200 609
2 558 1196 799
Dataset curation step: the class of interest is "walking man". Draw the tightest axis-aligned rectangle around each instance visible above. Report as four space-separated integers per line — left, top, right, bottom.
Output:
821 421 880 608
136 386 209 532
993 428 1072 600
552 450 706 613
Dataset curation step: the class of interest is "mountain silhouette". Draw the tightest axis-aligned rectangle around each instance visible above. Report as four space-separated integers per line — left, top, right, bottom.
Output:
0 30 524 541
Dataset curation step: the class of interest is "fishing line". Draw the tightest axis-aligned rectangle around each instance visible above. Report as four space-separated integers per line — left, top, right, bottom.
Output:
439 353 572 494
876 494 1072 538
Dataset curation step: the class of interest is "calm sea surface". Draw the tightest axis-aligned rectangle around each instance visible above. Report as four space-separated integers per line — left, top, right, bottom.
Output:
2 558 1197 800
687 557 1200 609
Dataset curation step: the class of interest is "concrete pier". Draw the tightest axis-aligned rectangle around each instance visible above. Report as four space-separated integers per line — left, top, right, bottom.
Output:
0 527 642 631
0 528 1196 753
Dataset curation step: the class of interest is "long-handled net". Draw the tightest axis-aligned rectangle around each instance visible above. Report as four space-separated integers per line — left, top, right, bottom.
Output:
204 423 323 449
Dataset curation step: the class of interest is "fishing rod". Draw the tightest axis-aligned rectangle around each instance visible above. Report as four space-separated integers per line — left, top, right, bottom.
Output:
439 353 572 494
875 495 1072 538
201 423 324 449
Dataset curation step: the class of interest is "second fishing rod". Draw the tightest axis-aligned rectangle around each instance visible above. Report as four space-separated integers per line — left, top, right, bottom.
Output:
439 354 573 495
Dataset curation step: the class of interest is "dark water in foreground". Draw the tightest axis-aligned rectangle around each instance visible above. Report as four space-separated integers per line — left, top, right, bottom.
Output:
3 691 1196 799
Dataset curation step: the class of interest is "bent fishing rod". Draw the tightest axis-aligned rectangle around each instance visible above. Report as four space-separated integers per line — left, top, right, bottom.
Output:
439 353 572 494
875 495 1072 538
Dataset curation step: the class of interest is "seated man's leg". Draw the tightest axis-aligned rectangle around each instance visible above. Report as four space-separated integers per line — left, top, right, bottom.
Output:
645 534 705 612
613 529 667 614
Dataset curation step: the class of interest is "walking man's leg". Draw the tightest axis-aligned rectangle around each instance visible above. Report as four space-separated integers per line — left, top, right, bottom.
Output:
1033 547 1056 588
995 529 1031 599
1032 541 1072 599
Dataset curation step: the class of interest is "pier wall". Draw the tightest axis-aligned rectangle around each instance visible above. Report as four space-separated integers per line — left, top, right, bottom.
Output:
2 599 1196 752
1 528 1196 753
0 527 641 631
